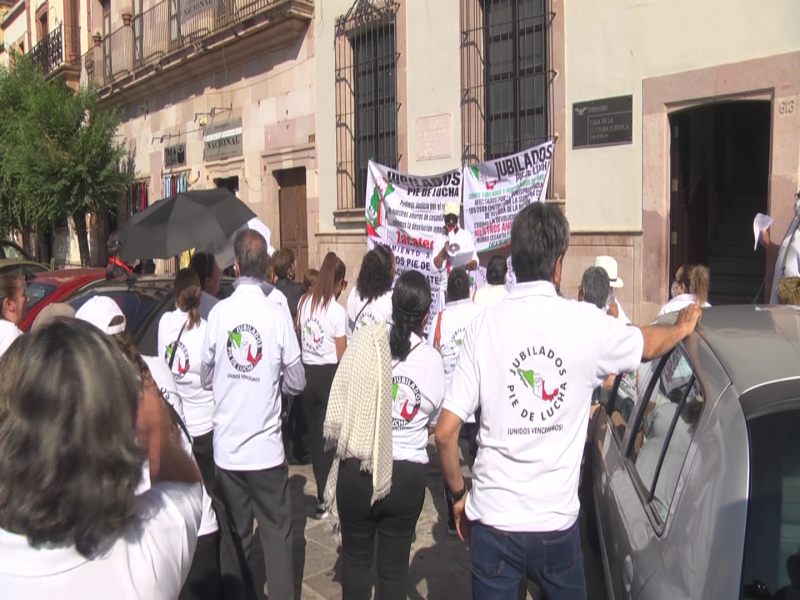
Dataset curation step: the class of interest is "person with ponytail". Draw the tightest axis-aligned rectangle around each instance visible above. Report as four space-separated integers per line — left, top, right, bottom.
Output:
345 244 395 341
658 264 711 317
297 251 348 518
0 272 27 358
158 269 217 486
335 270 445 599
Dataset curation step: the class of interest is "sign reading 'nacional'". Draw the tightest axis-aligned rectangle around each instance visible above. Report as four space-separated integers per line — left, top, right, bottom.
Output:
572 95 633 149
181 0 215 25
204 117 243 161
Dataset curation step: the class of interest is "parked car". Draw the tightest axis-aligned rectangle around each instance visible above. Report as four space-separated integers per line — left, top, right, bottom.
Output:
0 239 35 261
0 258 50 278
585 305 800 600
64 274 235 356
20 268 106 331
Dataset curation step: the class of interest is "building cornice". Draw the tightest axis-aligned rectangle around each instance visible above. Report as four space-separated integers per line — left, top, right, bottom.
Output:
1 0 24 31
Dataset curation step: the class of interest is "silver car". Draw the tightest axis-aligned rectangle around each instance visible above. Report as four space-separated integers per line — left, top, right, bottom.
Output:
584 305 800 600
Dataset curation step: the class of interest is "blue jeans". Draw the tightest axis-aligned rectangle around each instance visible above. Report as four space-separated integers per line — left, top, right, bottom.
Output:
469 520 586 600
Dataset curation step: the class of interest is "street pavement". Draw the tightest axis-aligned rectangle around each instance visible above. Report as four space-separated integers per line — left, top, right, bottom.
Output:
283 438 607 599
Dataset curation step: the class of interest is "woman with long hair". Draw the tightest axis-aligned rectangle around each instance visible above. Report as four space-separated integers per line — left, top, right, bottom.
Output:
297 251 347 518
658 264 711 317
76 297 221 600
345 244 395 340
158 269 216 486
332 270 445 599
0 273 27 357
190 252 221 320
0 318 203 598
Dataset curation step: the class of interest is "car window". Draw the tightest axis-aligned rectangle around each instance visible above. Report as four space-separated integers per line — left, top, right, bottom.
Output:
629 349 701 520
1 244 21 259
740 406 800 600
134 293 173 357
25 282 58 310
607 372 638 442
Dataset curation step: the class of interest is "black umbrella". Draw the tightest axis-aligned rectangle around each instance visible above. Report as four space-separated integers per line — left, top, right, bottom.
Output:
119 188 257 261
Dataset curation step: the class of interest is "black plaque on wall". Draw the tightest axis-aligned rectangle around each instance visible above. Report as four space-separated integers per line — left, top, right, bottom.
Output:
164 143 186 168
572 95 633 149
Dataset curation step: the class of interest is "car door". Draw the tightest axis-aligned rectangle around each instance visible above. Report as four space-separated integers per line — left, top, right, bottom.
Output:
593 360 660 598
606 348 707 599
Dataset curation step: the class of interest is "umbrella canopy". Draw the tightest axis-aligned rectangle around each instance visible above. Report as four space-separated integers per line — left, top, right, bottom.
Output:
198 217 276 269
119 188 256 261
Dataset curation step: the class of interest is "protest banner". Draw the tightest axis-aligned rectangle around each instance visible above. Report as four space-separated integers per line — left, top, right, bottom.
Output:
463 140 555 253
365 161 461 249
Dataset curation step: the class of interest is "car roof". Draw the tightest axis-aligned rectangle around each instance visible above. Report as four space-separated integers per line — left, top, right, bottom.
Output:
30 268 104 285
0 259 43 266
688 305 800 396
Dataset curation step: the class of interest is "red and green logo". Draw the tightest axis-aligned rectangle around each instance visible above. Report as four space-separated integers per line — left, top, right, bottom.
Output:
469 165 498 191
392 375 421 424
517 367 559 401
226 325 263 373
165 340 191 380
366 176 394 237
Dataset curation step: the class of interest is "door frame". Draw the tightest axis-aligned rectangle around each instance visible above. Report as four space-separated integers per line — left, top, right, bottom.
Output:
261 143 317 268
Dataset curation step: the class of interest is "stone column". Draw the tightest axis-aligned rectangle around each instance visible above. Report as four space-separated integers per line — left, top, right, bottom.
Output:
91 32 104 86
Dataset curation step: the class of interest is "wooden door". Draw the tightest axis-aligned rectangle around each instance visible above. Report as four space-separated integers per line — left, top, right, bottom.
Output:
278 168 309 282
669 115 689 280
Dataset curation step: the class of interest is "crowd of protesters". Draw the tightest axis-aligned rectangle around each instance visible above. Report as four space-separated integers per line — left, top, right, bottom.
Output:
0 200 714 600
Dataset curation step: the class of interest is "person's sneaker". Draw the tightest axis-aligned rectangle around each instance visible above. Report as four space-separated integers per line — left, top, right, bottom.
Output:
447 522 458 537
316 500 328 520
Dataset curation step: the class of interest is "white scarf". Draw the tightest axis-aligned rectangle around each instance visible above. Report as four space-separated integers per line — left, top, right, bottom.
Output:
322 321 393 534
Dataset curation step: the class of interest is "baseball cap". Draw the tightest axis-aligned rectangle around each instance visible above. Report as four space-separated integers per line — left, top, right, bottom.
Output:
444 201 460 217
75 296 127 335
31 303 76 333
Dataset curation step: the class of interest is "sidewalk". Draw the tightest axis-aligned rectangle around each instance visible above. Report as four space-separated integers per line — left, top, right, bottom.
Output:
286 440 607 599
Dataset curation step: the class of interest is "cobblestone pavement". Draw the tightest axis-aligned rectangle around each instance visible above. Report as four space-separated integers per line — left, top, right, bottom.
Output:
283 439 608 600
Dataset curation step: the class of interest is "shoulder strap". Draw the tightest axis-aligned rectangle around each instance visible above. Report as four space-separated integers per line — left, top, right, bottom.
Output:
392 341 424 370
432 311 444 351
354 299 370 325
168 320 188 371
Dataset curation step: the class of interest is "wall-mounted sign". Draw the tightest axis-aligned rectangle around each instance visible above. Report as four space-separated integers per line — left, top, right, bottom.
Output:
204 117 243 162
164 143 186 168
181 0 215 25
572 95 633 149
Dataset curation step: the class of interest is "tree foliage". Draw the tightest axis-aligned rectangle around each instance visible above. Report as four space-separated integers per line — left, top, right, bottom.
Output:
0 55 133 263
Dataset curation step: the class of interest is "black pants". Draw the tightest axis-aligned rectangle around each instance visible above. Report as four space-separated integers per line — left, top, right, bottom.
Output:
216 463 294 600
282 394 308 461
300 362 338 502
192 430 216 489
179 532 221 600
337 458 427 600
445 410 481 529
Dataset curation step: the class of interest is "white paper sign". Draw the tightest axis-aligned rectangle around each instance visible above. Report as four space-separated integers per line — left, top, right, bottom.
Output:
753 213 774 251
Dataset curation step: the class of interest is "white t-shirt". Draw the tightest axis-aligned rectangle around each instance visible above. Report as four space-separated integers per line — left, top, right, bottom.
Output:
473 284 507 308
142 356 217 538
657 294 710 317
299 296 346 366
432 228 479 285
0 482 202 600
202 283 301 470
771 218 800 304
158 310 215 437
444 281 644 532
267 287 292 321
391 332 445 463
345 287 393 341
0 319 22 358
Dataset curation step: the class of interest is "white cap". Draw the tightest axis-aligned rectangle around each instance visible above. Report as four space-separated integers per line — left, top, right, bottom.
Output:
594 255 623 288
444 201 460 216
75 296 127 335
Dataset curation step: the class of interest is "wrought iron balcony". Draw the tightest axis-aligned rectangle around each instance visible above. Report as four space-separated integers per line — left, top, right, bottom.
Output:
89 0 313 93
28 23 81 78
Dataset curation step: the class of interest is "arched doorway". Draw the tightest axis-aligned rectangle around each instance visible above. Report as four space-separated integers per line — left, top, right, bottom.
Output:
668 101 771 304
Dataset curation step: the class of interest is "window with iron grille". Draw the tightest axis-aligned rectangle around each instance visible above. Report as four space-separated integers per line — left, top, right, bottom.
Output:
335 0 399 210
461 0 553 165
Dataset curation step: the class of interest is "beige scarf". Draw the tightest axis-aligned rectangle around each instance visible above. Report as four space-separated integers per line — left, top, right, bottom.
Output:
322 321 393 533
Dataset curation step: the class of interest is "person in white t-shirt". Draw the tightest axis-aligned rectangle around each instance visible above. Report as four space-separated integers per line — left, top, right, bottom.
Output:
336 270 445 600
760 193 800 304
0 273 27 358
658 264 712 317
159 269 217 486
298 251 348 517
201 230 305 600
473 255 508 307
76 295 220 600
435 202 702 599
191 252 221 321
429 267 483 536
0 318 203 600
432 201 479 306
595 255 631 324
345 243 395 341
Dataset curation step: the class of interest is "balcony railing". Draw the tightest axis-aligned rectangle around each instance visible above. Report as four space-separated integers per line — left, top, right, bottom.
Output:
29 23 81 77
93 0 308 87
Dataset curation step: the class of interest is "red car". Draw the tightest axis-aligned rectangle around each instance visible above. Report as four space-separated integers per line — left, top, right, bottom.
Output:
21 268 106 331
